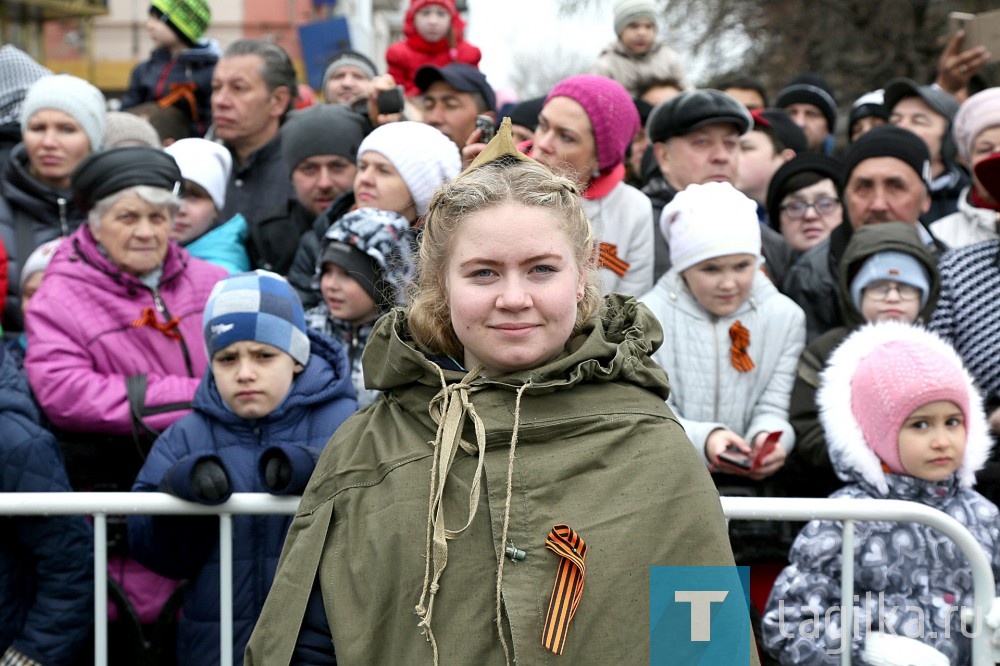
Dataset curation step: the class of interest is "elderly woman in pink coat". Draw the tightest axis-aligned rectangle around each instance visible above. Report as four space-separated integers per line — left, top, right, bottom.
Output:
23 146 226 654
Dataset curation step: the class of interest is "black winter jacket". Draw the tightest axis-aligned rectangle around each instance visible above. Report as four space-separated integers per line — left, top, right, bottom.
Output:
0 143 87 331
0 344 93 663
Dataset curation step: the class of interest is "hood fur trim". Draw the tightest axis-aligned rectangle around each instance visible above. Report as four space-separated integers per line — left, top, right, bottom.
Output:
818 321 991 494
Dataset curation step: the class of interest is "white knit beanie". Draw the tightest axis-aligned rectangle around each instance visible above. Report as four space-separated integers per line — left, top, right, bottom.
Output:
613 0 658 36
663 182 762 274
164 138 232 211
356 121 461 216
20 74 106 151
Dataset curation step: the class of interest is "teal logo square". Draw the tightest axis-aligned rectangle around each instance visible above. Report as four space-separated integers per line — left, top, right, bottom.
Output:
650 566 752 665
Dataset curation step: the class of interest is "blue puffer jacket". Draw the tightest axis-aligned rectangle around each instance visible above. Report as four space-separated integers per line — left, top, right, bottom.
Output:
184 213 251 275
127 330 358 666
0 345 93 663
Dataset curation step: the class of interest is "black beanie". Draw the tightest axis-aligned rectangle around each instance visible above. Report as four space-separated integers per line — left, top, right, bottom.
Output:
775 74 838 134
280 104 370 174
72 146 181 211
505 96 546 132
766 153 843 229
751 108 807 154
841 125 931 191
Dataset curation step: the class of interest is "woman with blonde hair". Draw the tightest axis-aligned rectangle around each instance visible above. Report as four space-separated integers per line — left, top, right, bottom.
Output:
246 121 745 665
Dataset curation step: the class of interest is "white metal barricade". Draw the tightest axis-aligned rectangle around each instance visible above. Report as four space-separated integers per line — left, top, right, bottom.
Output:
721 496 997 666
0 492 298 666
0 494 994 665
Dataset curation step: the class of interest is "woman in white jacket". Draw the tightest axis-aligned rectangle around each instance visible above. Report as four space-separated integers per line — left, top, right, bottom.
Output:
531 74 654 297
640 182 806 478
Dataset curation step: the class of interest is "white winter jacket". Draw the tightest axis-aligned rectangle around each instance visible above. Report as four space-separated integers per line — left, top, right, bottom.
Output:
582 180 655 298
929 186 1000 249
640 268 805 463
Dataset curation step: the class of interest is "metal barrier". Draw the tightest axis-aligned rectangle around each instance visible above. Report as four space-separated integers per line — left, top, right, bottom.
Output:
0 493 994 666
721 496 997 666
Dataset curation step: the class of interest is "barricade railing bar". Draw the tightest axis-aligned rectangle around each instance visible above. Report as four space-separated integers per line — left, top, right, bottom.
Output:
720 496 996 666
0 494 993 666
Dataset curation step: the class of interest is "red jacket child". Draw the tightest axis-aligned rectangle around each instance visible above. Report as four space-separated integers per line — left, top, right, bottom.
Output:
386 0 482 97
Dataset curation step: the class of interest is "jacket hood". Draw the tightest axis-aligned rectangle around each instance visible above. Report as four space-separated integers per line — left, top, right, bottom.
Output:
402 0 465 51
0 143 82 225
818 321 992 495
836 221 940 328
196 328 356 424
602 39 667 63
363 293 670 399
149 39 221 63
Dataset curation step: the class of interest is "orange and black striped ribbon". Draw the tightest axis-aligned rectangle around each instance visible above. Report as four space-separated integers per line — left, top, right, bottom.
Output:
542 524 587 654
132 306 182 340
729 320 755 372
158 82 200 122
597 242 630 278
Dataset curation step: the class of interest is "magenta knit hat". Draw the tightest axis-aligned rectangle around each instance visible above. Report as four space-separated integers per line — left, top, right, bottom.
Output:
850 338 970 475
545 74 639 173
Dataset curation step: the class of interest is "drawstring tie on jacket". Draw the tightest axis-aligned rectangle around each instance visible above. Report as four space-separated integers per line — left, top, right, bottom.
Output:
415 365 530 666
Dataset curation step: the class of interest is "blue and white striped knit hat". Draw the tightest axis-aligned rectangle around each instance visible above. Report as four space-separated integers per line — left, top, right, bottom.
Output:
203 270 310 366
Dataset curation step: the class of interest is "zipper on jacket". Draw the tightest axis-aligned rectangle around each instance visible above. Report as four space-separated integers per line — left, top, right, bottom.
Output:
151 286 195 377
348 327 361 369
712 318 721 421
154 58 176 99
57 197 68 236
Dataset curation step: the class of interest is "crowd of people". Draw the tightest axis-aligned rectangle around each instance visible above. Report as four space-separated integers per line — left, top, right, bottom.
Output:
3 0 1000 663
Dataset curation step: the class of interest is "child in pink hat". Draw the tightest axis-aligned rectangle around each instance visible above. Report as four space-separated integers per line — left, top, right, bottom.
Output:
763 321 1000 664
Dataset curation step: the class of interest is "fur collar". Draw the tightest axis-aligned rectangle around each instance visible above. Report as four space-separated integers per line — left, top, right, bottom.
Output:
818 321 992 494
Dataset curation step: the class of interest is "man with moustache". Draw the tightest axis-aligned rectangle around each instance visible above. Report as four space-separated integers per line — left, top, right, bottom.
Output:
784 125 941 340
643 89 794 285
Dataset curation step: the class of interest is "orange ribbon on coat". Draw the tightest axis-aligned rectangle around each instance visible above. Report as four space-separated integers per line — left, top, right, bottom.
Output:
542 524 587 655
157 82 200 122
597 242 629 278
729 320 755 372
132 307 182 340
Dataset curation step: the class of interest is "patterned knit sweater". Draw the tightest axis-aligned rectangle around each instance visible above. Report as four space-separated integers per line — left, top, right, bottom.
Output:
929 239 1000 406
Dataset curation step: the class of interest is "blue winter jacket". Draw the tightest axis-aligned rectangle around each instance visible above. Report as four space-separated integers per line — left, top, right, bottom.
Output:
120 41 221 136
184 213 251 275
128 330 358 666
0 345 94 663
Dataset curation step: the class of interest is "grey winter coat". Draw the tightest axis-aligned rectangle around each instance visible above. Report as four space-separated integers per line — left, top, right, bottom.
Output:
762 323 1000 665
592 40 687 97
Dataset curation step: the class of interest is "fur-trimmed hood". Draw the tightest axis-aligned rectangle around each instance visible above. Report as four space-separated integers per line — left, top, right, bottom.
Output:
818 321 992 495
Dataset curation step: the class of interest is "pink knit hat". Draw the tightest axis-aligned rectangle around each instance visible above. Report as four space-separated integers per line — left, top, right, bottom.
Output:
952 87 1000 163
850 337 970 475
545 74 639 173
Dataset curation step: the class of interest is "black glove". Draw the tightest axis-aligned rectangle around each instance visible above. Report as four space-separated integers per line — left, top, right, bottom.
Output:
191 459 230 503
262 451 292 491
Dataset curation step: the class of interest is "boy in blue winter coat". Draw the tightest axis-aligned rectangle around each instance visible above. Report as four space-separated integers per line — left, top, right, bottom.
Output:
128 271 358 666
